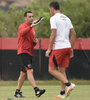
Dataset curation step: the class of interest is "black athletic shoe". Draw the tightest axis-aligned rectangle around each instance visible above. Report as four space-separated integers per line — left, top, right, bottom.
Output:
35 89 45 97
14 91 25 98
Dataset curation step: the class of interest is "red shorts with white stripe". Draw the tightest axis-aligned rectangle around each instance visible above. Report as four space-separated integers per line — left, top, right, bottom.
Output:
49 48 71 68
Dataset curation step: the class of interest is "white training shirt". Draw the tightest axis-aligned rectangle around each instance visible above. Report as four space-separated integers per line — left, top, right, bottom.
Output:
50 13 73 50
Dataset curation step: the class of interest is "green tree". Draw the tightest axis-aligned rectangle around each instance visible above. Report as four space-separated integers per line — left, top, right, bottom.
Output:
0 0 90 38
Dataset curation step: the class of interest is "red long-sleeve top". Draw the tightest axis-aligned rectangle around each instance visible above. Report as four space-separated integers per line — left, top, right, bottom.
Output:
17 22 36 56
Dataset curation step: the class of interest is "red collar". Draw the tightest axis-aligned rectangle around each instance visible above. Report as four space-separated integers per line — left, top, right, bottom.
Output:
24 22 31 26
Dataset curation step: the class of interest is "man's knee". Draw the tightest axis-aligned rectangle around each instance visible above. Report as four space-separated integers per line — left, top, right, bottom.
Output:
59 68 65 73
48 67 54 74
30 69 33 73
20 72 26 78
18 72 26 81
27 69 34 73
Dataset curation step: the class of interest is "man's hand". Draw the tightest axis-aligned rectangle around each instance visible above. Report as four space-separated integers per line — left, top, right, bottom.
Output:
33 38 38 45
70 49 74 58
45 49 51 58
31 20 38 27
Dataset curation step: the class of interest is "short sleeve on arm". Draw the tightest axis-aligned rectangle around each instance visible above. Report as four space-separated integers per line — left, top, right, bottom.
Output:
69 20 73 29
50 17 56 29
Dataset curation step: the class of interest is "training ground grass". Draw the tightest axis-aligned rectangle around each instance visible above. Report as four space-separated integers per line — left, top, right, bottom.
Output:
0 80 90 100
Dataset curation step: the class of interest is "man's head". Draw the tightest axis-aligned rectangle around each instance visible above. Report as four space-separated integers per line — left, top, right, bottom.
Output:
49 1 60 15
24 11 34 24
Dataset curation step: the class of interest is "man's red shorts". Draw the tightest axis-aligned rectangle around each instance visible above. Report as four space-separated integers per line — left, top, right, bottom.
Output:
49 48 71 68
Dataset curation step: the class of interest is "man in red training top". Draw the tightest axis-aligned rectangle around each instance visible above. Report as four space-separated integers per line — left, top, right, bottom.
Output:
14 11 45 98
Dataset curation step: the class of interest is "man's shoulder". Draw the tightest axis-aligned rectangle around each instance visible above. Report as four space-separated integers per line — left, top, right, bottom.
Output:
19 23 25 26
61 14 71 21
50 15 56 22
50 14 57 19
50 13 61 21
19 23 26 28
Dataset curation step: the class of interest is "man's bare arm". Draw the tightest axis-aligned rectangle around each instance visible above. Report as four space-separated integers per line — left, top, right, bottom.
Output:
45 29 56 57
70 28 76 49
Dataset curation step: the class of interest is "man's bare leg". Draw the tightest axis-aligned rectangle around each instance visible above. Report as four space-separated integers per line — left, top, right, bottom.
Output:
17 71 26 90
14 71 26 97
58 67 67 91
58 67 67 97
59 67 75 97
49 67 68 83
49 66 75 98
27 69 45 97
54 67 75 98
27 69 37 88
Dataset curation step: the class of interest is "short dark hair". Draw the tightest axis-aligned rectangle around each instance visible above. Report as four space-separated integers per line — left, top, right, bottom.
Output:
24 11 32 17
49 1 60 10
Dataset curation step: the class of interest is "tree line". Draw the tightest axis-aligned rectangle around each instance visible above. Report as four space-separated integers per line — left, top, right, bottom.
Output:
0 0 90 38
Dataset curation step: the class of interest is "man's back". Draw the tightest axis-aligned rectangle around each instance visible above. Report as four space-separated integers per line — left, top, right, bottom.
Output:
50 13 73 49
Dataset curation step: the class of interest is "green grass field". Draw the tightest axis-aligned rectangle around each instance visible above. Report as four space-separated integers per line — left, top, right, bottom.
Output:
0 80 90 100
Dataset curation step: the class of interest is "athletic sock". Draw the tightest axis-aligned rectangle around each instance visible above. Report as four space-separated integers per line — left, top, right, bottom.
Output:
16 89 20 92
60 90 65 95
34 87 39 93
65 82 71 87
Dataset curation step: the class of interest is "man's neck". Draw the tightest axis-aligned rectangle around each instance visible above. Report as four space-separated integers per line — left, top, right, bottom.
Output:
26 21 32 25
53 10 61 15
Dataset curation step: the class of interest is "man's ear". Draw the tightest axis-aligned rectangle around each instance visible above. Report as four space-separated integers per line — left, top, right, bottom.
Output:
24 17 26 21
51 7 54 11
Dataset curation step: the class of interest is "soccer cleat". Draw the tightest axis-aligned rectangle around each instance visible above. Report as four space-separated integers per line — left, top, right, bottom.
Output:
35 89 45 97
65 83 75 97
55 94 65 99
14 91 25 98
